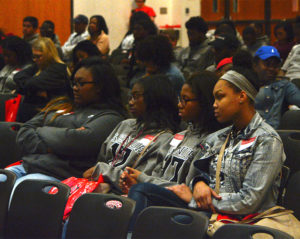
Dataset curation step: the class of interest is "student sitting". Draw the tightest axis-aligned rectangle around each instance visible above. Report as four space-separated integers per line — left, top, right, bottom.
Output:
3 57 125 192
14 37 71 122
0 36 32 93
83 75 180 194
254 46 300 129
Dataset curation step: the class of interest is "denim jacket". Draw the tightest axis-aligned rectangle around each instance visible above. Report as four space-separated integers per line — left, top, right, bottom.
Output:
187 113 285 215
255 79 300 129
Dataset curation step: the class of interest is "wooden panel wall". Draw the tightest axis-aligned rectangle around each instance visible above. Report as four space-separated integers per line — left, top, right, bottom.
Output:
201 0 300 44
0 0 71 44
201 0 225 23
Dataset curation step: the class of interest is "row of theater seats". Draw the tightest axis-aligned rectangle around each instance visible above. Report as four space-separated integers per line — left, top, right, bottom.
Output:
0 172 297 239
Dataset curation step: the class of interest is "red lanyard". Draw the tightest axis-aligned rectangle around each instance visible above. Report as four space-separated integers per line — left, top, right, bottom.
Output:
111 129 144 166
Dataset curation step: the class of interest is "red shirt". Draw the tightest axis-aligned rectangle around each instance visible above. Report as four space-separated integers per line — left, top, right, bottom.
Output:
134 5 156 17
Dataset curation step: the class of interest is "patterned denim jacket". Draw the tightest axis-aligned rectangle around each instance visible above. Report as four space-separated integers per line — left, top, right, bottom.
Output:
255 79 300 129
187 113 285 215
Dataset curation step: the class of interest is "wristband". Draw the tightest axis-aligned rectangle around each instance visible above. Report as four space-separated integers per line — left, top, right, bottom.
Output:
188 197 197 209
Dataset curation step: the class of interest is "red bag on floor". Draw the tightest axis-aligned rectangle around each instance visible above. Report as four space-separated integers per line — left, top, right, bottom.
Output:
49 174 104 220
5 94 22 122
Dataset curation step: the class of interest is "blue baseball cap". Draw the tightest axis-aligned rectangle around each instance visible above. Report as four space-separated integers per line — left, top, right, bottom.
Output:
254 46 281 60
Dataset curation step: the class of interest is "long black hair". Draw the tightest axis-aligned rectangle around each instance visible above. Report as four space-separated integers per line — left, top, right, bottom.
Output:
90 15 109 35
72 57 126 113
135 74 180 133
186 71 223 133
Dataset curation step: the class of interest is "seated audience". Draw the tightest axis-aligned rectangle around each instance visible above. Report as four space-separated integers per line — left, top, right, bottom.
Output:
22 16 39 45
254 46 300 129
14 37 71 122
88 15 109 56
40 20 63 58
242 25 266 56
130 34 184 95
62 14 89 62
83 75 180 194
119 71 222 194
273 21 295 61
0 36 32 92
176 17 214 78
128 64 285 230
3 57 126 190
132 0 156 21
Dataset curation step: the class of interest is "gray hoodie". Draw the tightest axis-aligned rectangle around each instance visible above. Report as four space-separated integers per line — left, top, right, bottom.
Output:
137 124 208 187
92 119 173 193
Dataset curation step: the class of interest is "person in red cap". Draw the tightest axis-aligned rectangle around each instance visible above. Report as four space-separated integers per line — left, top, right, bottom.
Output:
216 57 233 77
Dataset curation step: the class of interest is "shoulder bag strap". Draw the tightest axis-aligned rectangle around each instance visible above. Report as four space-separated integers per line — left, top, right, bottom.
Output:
215 133 230 194
131 130 168 169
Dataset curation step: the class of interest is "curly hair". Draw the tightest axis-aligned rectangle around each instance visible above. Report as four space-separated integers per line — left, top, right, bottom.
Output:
136 34 174 69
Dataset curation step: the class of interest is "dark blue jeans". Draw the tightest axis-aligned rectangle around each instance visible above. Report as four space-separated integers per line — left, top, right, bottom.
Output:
128 183 210 231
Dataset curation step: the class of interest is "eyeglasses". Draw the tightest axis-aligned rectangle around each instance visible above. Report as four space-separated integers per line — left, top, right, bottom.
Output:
72 81 97 88
32 54 43 60
178 96 198 106
128 92 144 101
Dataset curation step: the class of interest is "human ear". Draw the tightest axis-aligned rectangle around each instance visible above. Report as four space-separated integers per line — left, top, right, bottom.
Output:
239 91 248 104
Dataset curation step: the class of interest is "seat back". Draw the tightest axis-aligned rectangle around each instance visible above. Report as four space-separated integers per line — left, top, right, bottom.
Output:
212 224 293 239
279 110 300 130
0 93 17 121
284 170 300 220
66 193 136 239
0 122 23 168
0 170 16 238
292 78 300 89
132 206 209 239
5 179 70 239
277 130 300 175
277 165 291 205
